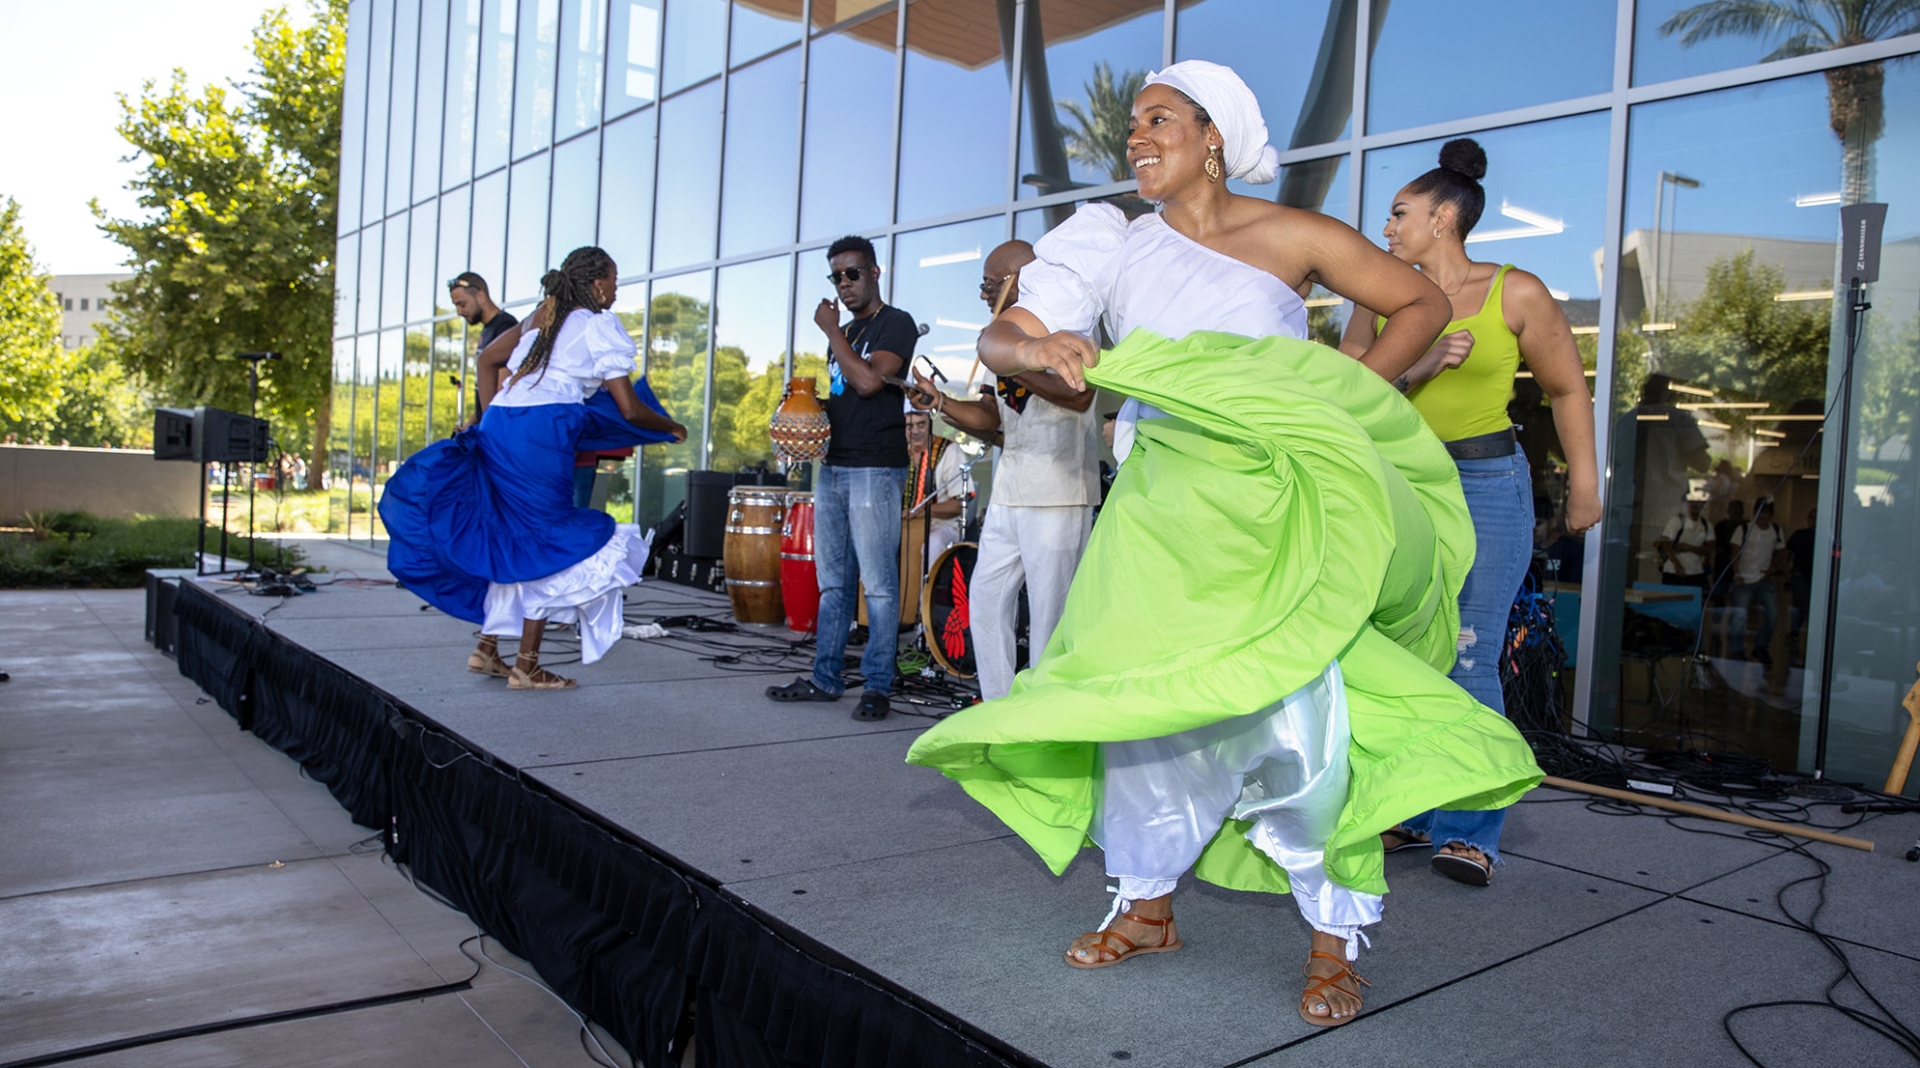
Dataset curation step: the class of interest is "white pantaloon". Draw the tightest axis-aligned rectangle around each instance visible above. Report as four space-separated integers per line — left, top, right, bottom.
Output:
971 502 1093 701
1093 660 1382 954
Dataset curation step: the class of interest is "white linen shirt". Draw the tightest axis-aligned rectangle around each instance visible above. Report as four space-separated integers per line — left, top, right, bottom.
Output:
1018 203 1309 462
492 308 639 408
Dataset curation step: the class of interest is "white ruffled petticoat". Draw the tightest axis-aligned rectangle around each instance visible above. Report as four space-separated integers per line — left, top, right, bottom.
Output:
482 524 651 664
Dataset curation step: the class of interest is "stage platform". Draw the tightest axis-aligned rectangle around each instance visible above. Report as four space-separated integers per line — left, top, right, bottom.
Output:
160 568 1920 1068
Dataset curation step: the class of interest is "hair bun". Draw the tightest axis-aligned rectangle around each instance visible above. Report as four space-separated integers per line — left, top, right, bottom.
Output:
539 269 566 295
1438 138 1487 182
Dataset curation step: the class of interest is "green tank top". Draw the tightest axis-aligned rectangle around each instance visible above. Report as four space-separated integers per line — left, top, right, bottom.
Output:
1377 264 1520 443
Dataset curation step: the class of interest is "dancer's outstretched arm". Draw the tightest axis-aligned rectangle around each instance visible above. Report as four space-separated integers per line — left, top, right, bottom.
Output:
603 376 688 442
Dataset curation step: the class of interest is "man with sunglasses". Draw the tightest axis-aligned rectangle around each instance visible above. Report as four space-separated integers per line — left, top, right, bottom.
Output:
448 272 517 416
909 240 1098 701
766 236 918 721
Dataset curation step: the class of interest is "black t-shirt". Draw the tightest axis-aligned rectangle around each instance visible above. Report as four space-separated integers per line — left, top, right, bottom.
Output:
473 310 520 412
825 305 916 468
477 308 520 351
1786 527 1816 580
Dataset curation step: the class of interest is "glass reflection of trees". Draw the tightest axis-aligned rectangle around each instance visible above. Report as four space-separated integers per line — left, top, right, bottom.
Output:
712 257 792 474
640 273 710 529
1016 0 1161 219
1597 59 1920 784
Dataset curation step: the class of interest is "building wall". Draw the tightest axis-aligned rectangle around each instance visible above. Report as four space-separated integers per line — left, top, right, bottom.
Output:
47 273 131 350
0 445 201 523
330 0 1920 788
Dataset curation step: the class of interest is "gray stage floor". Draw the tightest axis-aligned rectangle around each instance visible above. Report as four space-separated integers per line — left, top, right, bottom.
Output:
202 569 1920 1068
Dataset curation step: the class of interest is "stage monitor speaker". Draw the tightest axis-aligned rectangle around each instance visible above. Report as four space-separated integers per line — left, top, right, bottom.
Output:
193 407 271 464
684 470 735 559
153 408 197 461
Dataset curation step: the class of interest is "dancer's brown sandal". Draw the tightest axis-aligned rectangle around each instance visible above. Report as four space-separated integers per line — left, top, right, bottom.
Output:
508 653 576 690
1062 911 1183 969
1298 950 1371 1027
468 638 511 678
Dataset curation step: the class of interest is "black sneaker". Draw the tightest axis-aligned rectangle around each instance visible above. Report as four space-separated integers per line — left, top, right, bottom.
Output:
852 691 890 721
766 677 841 703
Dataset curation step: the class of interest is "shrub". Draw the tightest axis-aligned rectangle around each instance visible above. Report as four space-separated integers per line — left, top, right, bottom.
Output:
0 513 303 589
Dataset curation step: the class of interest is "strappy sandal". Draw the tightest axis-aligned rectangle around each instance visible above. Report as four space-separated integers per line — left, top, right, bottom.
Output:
1380 825 1431 854
508 653 576 690
1063 911 1183 969
467 639 511 678
1299 950 1371 1027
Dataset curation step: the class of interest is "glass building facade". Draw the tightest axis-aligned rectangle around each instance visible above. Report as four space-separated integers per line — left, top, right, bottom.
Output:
331 0 1920 789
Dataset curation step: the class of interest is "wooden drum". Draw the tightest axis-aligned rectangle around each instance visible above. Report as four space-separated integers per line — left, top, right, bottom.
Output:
723 486 787 624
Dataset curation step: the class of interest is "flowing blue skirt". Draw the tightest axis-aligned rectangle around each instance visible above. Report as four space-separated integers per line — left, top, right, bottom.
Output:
380 389 676 627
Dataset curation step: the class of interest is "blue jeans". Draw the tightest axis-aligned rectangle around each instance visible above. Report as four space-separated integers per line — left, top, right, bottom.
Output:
811 463 907 696
1730 577 1778 657
1403 449 1534 863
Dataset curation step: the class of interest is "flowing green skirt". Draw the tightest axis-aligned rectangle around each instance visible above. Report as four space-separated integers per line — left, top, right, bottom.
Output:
905 330 1541 898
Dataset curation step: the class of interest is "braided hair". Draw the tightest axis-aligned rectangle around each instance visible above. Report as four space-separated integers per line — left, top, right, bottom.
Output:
1405 138 1488 239
509 245 617 388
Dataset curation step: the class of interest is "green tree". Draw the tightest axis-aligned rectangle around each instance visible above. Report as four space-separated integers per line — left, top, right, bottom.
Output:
1058 62 1147 184
0 197 73 427
1654 250 1832 420
1661 0 1920 202
94 0 345 476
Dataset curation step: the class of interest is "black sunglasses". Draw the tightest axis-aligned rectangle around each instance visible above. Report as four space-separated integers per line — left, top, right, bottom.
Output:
827 267 871 285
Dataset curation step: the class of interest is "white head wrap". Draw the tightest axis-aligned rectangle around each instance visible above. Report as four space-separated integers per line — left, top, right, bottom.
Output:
1142 60 1280 185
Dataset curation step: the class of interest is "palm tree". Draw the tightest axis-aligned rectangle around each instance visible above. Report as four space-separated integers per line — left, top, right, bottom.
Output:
1661 0 1920 203
1057 62 1147 184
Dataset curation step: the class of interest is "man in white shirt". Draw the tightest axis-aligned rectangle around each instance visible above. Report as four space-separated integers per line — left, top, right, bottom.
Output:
1728 500 1786 666
1655 495 1711 589
911 240 1099 700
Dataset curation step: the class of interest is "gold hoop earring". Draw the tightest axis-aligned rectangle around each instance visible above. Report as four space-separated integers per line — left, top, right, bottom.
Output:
1204 146 1223 183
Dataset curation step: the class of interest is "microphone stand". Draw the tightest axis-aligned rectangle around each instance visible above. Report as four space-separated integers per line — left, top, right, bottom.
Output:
235 352 282 574
1812 279 1868 779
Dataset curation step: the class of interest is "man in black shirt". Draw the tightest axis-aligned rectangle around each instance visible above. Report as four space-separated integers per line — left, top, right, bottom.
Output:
767 236 916 720
449 272 519 417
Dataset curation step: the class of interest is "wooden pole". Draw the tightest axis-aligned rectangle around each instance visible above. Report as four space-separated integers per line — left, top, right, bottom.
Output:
1538 776 1875 852
1881 663 1920 796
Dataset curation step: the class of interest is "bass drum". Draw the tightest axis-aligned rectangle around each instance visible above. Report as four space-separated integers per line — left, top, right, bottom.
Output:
920 542 1028 680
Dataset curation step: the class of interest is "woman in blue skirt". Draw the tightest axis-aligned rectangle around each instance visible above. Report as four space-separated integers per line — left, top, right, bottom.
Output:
381 247 686 689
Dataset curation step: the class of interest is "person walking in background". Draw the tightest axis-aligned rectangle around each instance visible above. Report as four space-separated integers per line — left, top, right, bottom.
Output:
765 236 918 721
1729 500 1787 667
910 239 1100 702
1342 137 1601 888
1786 507 1818 663
1657 494 1713 591
382 247 686 690
448 272 519 417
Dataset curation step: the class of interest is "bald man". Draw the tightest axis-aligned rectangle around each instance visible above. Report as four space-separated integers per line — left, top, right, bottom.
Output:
910 240 1100 700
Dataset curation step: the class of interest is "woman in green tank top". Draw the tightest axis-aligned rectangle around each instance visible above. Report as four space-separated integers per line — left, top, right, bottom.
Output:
1340 138 1601 887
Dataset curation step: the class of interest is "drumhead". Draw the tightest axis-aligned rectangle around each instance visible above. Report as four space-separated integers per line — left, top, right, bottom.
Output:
922 542 978 678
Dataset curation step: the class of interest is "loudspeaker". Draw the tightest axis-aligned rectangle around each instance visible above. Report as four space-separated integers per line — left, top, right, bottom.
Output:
153 408 197 461
194 407 270 463
152 407 270 463
644 501 687 576
684 470 735 559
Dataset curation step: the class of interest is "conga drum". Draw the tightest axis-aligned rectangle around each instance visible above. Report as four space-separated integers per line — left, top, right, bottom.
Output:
723 486 786 624
779 491 818 634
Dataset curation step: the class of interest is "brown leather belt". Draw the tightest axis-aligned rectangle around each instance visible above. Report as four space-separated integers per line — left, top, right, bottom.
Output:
1445 427 1517 460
